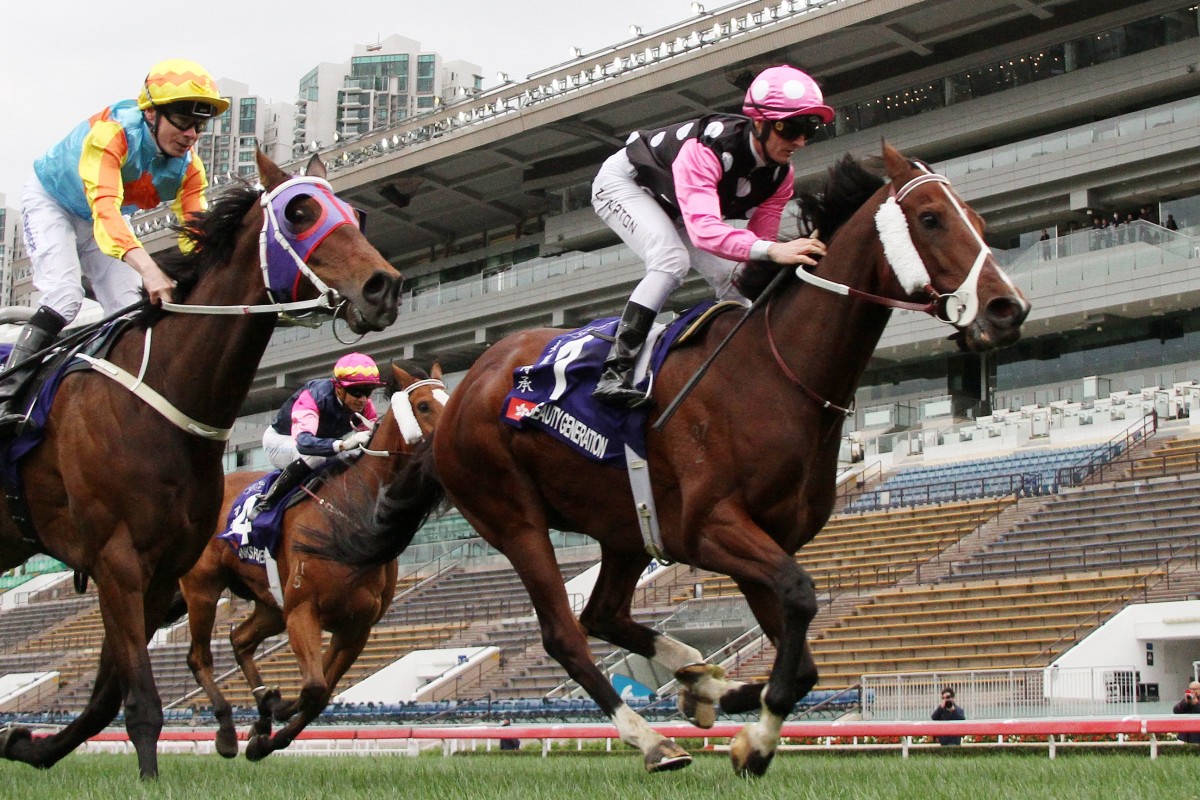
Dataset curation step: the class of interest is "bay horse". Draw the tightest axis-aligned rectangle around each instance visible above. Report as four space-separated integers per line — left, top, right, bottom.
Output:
0 150 401 778
348 143 1028 775
178 363 447 761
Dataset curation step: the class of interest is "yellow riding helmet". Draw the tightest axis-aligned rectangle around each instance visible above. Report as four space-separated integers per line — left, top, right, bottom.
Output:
138 59 230 117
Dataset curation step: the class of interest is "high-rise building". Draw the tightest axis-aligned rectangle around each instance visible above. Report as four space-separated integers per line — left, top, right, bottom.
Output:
0 196 13 307
194 79 293 182
292 35 482 157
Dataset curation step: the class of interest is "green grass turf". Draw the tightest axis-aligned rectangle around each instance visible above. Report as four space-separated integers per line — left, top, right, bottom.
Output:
0 749 1196 800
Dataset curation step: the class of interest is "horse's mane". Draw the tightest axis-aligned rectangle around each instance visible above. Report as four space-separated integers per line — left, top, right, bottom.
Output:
736 153 886 301
153 183 262 303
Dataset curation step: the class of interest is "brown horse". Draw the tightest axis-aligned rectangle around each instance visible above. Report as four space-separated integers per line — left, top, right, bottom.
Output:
178 363 447 760
0 151 401 778
343 144 1028 775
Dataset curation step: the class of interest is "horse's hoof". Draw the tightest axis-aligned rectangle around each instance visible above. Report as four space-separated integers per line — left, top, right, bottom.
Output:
676 691 717 729
215 727 239 759
644 740 692 773
244 735 271 762
674 663 723 728
729 730 774 777
0 725 31 759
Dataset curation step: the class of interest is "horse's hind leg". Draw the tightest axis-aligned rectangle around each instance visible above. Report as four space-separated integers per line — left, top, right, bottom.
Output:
181 579 240 758
480 520 691 772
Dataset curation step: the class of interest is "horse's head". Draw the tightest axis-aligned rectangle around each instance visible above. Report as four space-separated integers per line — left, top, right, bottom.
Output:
384 361 449 447
256 151 401 333
878 142 1028 351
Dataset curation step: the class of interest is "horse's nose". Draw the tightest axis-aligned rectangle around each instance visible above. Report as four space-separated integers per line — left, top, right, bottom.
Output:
363 270 401 321
985 295 1029 331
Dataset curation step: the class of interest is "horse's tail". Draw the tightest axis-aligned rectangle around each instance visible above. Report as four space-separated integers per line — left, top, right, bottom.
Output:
299 436 446 568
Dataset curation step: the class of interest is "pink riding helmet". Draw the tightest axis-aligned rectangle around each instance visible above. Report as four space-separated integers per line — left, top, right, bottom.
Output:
332 353 384 387
743 65 835 124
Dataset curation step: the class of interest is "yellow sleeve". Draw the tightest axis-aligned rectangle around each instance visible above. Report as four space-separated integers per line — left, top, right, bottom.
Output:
78 121 142 260
172 154 209 254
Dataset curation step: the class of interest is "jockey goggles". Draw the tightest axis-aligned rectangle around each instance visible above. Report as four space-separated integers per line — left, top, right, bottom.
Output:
772 115 824 142
163 111 209 133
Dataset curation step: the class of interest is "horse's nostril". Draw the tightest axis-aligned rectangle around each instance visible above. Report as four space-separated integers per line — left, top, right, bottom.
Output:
987 297 1028 327
363 271 399 306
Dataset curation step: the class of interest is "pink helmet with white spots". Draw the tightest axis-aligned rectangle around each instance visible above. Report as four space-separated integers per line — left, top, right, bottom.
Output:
742 65 834 124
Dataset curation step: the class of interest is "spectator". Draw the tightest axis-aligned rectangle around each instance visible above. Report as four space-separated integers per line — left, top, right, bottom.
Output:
1165 214 1178 231
499 719 520 751
1038 228 1051 260
931 686 965 746
1173 681 1200 744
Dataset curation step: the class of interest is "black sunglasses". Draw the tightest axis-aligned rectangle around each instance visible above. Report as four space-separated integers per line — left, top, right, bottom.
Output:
772 115 822 141
342 384 376 398
163 112 208 134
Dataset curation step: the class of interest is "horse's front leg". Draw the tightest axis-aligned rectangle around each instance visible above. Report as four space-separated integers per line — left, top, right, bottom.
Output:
91 552 165 778
181 579 240 758
246 603 332 761
727 565 817 777
0 636 124 770
229 601 285 738
578 549 740 727
687 513 817 777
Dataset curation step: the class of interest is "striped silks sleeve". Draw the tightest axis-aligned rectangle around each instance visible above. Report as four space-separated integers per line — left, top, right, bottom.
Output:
78 120 141 259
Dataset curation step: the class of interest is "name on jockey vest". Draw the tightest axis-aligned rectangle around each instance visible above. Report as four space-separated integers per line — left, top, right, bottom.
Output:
623 114 790 222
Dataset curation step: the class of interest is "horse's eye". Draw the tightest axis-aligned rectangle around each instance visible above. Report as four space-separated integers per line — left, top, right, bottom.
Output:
284 196 314 227
919 212 939 230
417 402 431 413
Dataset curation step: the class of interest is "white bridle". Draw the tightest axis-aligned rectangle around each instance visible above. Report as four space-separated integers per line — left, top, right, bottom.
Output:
795 163 1025 329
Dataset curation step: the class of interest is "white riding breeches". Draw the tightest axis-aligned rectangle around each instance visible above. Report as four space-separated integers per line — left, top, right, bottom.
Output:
591 149 744 312
261 427 329 470
21 174 145 324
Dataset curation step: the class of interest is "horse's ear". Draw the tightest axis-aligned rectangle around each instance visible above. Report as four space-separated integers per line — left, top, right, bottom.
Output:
391 362 415 390
256 149 289 191
881 141 909 184
306 154 327 180
431 360 443 380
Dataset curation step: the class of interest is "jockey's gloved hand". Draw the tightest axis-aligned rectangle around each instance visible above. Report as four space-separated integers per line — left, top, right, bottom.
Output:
336 430 372 452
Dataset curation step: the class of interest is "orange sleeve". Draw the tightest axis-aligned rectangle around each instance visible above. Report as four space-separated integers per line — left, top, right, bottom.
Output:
78 121 142 259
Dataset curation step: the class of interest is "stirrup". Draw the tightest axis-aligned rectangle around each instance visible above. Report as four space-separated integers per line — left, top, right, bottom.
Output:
593 381 653 409
246 495 271 522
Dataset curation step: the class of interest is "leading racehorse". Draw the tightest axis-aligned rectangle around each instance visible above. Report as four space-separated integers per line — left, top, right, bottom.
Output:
179 363 447 761
342 143 1028 776
0 150 401 778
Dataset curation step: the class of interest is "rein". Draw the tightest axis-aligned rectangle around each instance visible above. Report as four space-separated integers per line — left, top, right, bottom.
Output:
115 176 366 439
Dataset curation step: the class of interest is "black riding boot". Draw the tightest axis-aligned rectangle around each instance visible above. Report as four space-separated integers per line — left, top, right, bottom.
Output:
0 307 67 433
247 458 314 521
592 301 657 408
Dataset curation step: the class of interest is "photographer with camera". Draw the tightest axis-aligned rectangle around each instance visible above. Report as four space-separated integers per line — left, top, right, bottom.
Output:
1173 680 1200 744
931 686 966 746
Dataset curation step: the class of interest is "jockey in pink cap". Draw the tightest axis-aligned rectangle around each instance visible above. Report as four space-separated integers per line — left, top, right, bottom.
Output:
590 65 833 407
248 353 386 519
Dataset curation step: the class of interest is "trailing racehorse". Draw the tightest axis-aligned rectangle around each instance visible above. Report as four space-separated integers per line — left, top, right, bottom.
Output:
335 144 1028 775
0 151 401 778
178 363 447 760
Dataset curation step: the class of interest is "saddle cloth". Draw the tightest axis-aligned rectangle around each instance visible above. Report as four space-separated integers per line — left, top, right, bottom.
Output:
500 301 720 467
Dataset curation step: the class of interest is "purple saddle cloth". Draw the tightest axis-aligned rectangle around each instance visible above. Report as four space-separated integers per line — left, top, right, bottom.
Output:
500 302 716 467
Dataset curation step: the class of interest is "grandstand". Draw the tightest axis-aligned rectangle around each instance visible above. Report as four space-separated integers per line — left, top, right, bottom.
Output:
3 0 1200 733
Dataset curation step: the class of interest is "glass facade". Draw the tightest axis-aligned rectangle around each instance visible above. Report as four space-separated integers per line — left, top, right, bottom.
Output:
417 54 436 94
239 97 257 135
